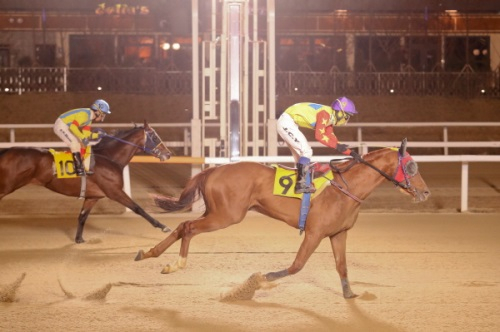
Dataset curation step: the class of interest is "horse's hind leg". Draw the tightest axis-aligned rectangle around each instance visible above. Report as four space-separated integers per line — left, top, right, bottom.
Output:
105 189 170 232
135 225 183 261
136 213 237 274
74 198 99 243
329 230 356 299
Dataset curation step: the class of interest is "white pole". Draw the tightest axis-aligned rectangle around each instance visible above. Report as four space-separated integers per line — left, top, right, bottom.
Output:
266 0 278 156
461 161 469 212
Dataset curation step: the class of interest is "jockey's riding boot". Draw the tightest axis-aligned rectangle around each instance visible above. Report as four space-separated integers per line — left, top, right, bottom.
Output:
295 162 316 194
72 152 85 176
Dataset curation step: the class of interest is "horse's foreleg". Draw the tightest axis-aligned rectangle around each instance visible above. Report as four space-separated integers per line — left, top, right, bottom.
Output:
107 190 170 232
75 198 99 243
265 232 322 282
330 231 356 299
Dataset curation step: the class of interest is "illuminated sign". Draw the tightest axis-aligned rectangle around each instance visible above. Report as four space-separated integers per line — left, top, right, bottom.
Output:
95 3 150 16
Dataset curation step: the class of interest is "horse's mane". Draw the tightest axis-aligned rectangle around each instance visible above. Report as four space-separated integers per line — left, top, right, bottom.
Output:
361 146 396 162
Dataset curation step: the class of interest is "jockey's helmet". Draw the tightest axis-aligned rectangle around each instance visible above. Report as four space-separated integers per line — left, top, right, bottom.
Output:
332 97 357 115
91 99 111 114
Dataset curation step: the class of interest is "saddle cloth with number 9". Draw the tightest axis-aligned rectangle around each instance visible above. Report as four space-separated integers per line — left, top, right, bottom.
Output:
272 164 334 199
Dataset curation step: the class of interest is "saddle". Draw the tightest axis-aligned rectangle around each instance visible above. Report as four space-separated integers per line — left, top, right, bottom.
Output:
272 163 333 199
49 146 93 179
272 163 334 235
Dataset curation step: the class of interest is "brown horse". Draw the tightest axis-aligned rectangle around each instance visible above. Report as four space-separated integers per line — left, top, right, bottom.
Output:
0 120 172 243
135 138 430 298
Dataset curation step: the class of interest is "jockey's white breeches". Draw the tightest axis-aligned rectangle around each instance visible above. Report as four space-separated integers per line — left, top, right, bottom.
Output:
53 118 81 153
276 112 313 162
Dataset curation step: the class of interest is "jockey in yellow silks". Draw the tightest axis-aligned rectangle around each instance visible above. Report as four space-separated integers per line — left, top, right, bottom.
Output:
276 97 360 194
53 99 110 176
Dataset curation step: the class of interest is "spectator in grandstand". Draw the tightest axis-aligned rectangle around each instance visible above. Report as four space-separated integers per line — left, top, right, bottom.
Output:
53 99 110 176
277 96 360 194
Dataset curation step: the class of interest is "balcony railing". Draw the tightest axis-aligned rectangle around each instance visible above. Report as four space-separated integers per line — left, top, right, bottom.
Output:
1 67 499 98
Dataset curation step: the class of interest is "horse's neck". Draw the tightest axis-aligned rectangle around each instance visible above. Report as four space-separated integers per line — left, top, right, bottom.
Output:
342 149 398 200
99 130 144 165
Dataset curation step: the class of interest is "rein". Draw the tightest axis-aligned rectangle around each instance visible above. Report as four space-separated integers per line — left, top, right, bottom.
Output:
104 131 158 155
357 157 410 189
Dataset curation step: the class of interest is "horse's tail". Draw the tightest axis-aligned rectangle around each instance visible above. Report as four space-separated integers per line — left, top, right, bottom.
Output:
154 167 218 212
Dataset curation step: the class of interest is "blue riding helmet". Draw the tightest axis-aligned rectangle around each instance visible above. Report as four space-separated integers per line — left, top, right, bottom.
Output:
91 99 111 114
332 97 357 115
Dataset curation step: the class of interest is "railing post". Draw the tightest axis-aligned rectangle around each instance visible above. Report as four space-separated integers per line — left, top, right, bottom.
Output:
357 126 362 152
461 161 469 212
63 67 67 92
123 165 132 212
443 127 449 155
9 128 15 142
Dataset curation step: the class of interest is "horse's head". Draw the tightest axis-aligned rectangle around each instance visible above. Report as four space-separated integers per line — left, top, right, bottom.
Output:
143 120 172 161
392 138 430 203
94 121 172 162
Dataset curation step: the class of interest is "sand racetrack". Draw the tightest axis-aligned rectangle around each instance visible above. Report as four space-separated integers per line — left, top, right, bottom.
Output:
1 212 499 332
1 161 500 332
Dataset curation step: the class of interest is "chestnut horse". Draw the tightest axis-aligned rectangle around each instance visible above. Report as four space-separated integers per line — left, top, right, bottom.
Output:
0 121 172 243
135 139 430 298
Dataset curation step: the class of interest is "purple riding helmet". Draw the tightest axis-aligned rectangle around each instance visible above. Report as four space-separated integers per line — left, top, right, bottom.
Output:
332 96 357 115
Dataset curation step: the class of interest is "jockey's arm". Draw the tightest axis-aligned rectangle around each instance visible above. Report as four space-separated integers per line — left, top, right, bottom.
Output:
68 122 93 141
314 110 351 155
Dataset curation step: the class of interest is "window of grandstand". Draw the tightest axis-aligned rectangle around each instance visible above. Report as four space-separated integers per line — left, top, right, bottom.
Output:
445 36 490 72
69 35 115 67
276 36 346 72
118 35 154 67
0 45 9 67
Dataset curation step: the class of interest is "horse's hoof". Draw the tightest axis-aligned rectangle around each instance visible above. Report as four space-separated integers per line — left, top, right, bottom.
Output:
134 250 145 261
161 265 172 274
344 293 358 299
75 238 85 244
162 226 171 233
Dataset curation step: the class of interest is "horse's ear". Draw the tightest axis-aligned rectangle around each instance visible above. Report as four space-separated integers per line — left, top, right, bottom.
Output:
144 119 150 128
399 138 408 155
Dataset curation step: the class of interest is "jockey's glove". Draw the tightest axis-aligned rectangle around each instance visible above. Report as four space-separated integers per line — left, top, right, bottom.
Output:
81 137 89 147
336 143 349 153
90 129 107 140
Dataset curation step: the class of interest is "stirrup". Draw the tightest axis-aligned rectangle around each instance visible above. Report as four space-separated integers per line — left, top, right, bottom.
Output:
295 183 316 194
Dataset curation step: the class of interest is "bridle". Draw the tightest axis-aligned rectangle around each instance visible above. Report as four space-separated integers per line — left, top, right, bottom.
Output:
329 148 419 201
104 126 167 158
355 151 418 191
